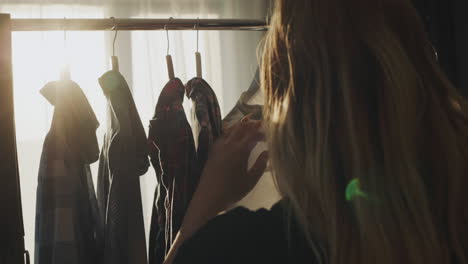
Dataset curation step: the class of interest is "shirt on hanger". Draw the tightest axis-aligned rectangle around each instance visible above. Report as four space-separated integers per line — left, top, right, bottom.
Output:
185 77 222 166
97 70 149 264
35 80 101 264
222 68 263 132
148 78 197 264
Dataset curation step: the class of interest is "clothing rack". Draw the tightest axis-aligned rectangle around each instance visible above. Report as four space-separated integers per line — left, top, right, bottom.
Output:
0 14 268 264
11 18 268 31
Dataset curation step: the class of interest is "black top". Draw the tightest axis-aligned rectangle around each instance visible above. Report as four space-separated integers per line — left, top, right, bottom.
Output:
174 200 317 264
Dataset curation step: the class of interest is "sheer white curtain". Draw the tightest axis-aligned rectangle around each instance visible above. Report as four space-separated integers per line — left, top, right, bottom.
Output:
1 0 269 261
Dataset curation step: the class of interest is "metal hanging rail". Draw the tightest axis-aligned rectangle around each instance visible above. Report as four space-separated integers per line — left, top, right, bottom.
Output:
10 18 268 31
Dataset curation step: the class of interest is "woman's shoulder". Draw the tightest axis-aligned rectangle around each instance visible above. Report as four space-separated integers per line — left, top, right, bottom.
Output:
174 200 317 264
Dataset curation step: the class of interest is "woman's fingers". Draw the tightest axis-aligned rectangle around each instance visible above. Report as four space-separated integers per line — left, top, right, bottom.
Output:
226 115 259 142
243 132 264 155
247 151 269 180
224 115 249 140
240 122 264 153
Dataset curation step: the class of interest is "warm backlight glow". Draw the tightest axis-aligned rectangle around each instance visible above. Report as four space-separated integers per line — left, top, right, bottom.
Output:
5 5 225 263
12 30 108 140
12 30 107 263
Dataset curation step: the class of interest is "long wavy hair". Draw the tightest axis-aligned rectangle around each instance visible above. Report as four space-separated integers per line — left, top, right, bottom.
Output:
261 0 468 263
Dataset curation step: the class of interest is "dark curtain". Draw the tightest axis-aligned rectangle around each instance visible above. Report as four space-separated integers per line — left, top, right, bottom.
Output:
413 0 468 98
0 14 25 264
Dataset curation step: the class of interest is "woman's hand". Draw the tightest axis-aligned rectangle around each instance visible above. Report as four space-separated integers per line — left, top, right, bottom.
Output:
163 118 269 264
200 118 268 206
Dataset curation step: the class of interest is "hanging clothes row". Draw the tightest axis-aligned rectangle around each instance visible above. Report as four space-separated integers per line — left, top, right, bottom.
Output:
34 34 227 264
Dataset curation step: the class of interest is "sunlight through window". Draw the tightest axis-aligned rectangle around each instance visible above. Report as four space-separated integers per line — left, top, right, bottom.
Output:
3 5 106 262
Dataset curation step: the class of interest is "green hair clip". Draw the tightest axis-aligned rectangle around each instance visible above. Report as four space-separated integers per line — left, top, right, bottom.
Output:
345 178 368 201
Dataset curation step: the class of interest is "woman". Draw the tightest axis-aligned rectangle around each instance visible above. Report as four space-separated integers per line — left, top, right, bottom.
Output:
165 0 468 263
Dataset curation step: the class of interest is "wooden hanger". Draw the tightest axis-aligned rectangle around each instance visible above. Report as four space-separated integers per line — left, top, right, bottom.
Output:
165 17 175 80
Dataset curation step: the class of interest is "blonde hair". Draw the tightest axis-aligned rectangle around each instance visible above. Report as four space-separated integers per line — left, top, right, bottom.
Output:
261 0 468 263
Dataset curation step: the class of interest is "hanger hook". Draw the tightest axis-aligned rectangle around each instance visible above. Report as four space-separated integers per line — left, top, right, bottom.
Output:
111 17 118 57
195 17 200 52
165 17 173 55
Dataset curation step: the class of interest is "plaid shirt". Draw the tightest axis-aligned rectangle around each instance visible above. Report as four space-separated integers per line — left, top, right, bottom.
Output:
35 80 101 264
185 77 222 167
97 71 149 264
148 77 222 264
148 78 198 264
